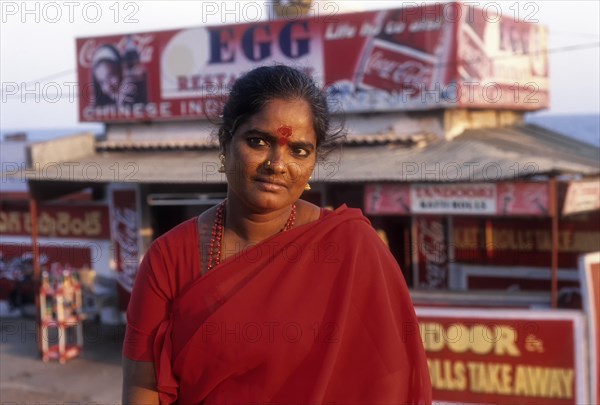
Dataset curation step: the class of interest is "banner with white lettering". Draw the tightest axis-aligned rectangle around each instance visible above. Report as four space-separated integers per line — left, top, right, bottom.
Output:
411 183 497 214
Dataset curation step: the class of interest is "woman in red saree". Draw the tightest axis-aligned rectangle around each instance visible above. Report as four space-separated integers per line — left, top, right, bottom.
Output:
122 65 431 404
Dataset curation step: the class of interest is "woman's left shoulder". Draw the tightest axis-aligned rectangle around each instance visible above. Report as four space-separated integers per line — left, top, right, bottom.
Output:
296 199 323 225
330 208 387 246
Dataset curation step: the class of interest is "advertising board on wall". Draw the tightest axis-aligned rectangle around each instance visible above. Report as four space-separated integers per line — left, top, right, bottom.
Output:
0 203 111 301
0 203 110 239
365 182 550 216
415 307 588 404
453 215 600 270
563 178 600 216
76 2 548 123
411 183 497 215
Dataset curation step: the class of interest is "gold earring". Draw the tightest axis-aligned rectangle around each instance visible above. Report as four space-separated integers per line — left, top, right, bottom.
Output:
304 176 312 191
218 154 226 173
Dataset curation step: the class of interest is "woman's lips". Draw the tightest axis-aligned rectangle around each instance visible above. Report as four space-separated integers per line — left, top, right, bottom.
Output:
254 177 287 191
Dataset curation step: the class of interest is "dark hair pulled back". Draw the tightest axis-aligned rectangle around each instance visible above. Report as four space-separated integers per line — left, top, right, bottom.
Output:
218 65 344 159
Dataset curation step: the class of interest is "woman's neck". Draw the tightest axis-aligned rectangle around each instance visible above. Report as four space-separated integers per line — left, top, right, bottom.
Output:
224 197 294 245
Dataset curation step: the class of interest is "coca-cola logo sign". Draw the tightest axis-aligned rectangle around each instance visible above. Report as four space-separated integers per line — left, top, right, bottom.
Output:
367 51 433 90
111 189 139 293
360 42 436 95
79 35 155 68
114 207 138 292
417 218 448 289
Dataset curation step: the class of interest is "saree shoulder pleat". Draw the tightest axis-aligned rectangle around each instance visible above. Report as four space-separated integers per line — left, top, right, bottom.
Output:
150 206 431 404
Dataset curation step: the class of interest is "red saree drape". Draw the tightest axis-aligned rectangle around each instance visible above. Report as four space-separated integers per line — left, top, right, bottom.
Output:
129 206 431 404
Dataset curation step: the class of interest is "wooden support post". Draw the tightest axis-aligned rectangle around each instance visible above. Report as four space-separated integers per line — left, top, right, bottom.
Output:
549 177 559 309
29 198 43 356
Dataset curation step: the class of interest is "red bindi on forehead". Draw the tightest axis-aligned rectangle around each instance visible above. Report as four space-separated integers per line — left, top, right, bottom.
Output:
277 125 293 145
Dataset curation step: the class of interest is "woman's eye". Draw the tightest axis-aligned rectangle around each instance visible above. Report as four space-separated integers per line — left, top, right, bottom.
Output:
248 137 267 147
293 148 309 157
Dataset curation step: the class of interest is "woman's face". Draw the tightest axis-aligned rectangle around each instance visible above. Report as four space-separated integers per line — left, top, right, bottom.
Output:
225 98 317 212
93 61 122 100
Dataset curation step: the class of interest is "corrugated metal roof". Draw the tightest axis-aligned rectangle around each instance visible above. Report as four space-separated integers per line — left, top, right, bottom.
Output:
96 139 219 150
95 132 433 151
460 125 599 166
344 133 435 146
331 125 599 182
20 150 224 184
13 124 599 184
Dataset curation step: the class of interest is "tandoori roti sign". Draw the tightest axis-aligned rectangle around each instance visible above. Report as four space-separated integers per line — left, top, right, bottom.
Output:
365 182 550 216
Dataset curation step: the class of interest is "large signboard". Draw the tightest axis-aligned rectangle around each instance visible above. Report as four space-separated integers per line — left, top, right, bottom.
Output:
456 4 549 109
453 214 600 270
365 182 549 216
76 3 548 122
415 308 588 404
0 203 110 239
411 183 497 215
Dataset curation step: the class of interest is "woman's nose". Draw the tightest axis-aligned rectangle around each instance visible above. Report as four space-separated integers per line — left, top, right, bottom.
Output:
266 149 286 173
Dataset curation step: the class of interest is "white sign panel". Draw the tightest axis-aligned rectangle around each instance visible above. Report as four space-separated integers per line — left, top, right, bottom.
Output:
411 183 497 214
160 25 324 100
563 179 600 215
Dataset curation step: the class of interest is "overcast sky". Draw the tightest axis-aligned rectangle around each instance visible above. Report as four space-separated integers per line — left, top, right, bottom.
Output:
1 0 598 130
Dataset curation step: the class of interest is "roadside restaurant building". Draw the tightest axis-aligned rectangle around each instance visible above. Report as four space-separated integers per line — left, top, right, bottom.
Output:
2 2 599 403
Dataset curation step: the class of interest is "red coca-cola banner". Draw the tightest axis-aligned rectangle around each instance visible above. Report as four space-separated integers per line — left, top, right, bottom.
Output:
110 188 139 309
415 308 588 404
76 3 548 122
415 216 449 289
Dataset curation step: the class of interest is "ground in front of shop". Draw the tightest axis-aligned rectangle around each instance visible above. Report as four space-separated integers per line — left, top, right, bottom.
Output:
1 316 123 404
